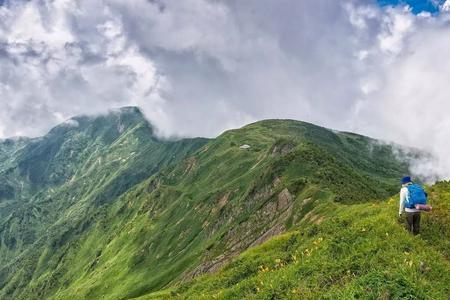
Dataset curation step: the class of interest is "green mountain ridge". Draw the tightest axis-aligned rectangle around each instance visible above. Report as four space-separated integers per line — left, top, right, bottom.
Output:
0 107 448 299
0 107 207 288
161 181 450 299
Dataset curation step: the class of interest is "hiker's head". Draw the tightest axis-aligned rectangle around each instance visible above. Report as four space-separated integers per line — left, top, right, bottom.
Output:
401 176 412 186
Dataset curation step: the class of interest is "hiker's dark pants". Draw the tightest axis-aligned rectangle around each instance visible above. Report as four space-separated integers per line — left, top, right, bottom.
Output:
405 212 421 235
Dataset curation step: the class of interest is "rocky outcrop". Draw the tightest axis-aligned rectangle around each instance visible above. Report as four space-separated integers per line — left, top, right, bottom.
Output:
270 140 296 156
183 157 198 174
185 187 295 280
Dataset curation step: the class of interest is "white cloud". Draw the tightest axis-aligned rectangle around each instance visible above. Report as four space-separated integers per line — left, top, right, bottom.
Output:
0 0 450 180
378 7 414 55
442 0 450 11
351 11 450 180
0 0 160 137
62 119 79 128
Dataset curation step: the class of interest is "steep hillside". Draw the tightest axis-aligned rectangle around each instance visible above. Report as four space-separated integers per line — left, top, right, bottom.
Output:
0 137 31 218
0 116 416 299
0 107 207 298
160 181 450 299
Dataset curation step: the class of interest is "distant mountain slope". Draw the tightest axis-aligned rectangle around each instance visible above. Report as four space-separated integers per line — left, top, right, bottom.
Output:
0 137 31 218
0 107 207 298
0 111 418 299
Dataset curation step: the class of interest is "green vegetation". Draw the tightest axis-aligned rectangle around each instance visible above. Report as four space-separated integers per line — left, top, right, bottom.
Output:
0 107 207 299
161 182 450 299
0 109 447 300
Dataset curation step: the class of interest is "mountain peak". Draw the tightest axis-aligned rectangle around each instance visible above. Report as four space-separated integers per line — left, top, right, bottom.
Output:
113 106 142 115
46 106 150 138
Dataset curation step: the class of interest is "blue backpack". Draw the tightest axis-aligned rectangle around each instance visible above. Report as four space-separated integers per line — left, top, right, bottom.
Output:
406 184 427 208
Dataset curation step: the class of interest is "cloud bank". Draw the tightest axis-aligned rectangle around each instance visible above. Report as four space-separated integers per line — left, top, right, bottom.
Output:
0 0 449 180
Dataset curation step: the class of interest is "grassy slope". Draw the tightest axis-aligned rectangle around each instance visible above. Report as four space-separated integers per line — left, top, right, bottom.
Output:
0 138 31 218
0 108 207 299
2 119 414 300
150 181 450 300
3 115 435 300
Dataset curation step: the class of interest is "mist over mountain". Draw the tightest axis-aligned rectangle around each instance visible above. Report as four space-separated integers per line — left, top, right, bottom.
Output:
0 107 448 299
1 0 450 181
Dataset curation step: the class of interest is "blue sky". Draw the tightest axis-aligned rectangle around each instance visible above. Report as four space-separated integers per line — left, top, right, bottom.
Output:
378 0 446 14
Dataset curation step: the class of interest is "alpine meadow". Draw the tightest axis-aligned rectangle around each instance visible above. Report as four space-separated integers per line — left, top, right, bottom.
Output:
0 107 449 299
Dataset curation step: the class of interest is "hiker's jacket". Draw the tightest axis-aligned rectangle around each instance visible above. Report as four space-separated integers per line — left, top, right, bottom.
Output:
399 184 420 215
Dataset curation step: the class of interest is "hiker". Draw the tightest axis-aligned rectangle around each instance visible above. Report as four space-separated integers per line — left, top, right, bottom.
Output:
399 176 429 235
